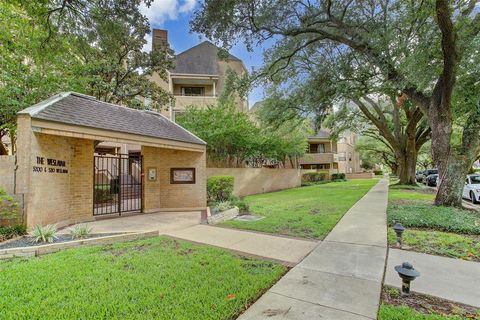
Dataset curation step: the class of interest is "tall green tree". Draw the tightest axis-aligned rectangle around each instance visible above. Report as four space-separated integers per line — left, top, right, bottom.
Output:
0 1 85 154
177 100 308 168
192 0 480 207
0 0 174 154
27 0 174 109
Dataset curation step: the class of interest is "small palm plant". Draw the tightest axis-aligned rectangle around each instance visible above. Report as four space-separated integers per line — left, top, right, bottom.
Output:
69 224 92 239
31 224 58 243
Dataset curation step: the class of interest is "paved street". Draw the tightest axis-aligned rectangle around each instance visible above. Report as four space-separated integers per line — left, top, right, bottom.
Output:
238 179 388 320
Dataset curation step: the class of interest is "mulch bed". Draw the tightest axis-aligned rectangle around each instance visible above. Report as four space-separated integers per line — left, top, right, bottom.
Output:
0 233 122 250
382 286 479 319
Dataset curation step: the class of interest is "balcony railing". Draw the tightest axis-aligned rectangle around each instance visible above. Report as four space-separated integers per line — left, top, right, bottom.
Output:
173 95 218 108
299 152 339 165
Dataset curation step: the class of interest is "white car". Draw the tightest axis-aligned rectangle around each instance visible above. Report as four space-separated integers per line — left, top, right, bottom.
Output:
463 174 480 204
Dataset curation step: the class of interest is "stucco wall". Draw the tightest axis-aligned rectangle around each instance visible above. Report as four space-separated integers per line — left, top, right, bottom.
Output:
0 156 15 195
143 146 207 211
16 115 94 228
346 172 375 179
207 168 301 197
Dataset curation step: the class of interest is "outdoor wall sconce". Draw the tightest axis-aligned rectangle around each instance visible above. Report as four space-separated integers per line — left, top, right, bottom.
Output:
392 223 405 248
394 262 420 296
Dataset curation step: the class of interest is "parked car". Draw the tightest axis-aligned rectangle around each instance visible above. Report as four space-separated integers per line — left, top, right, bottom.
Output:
425 174 439 187
463 174 480 204
415 170 425 182
422 169 438 184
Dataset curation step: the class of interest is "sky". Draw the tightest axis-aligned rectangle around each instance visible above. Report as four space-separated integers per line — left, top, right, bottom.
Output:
139 0 265 107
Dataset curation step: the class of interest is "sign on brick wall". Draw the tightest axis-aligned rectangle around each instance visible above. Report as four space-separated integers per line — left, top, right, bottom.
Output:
33 156 68 174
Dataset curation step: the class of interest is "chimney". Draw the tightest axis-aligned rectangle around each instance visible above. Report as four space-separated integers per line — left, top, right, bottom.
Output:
152 29 168 51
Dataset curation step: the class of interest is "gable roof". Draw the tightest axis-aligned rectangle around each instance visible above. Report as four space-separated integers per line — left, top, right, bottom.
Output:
171 41 241 75
18 92 206 146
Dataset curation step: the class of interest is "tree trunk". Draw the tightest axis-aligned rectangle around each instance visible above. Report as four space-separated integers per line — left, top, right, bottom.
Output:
435 157 468 206
435 105 480 206
396 152 417 184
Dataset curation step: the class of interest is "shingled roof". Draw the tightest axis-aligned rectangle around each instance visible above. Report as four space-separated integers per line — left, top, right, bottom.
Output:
171 41 241 75
18 92 206 146
308 129 331 139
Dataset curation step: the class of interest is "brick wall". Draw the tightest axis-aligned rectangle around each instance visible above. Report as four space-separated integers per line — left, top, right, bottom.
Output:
0 156 15 195
143 146 206 211
207 168 302 197
16 116 94 228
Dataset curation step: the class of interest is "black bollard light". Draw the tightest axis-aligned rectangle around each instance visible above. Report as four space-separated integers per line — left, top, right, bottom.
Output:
392 223 405 248
394 262 420 296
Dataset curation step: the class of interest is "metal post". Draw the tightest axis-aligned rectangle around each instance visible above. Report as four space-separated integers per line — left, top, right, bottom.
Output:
118 154 122 216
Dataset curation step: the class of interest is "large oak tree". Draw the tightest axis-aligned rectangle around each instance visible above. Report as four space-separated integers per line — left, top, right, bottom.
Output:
192 0 480 206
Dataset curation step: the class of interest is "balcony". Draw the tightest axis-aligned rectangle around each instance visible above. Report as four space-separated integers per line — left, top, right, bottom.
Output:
173 95 218 109
298 153 338 165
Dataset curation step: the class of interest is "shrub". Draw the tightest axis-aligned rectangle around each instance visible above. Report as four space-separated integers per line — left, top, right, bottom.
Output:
207 176 234 202
215 201 233 212
331 173 346 181
302 172 327 184
94 188 114 203
31 224 58 243
373 170 383 175
0 188 21 222
229 196 249 213
0 224 26 242
388 204 480 234
69 224 92 239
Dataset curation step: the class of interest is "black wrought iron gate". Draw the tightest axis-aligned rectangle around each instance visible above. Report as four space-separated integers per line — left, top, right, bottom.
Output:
93 154 143 216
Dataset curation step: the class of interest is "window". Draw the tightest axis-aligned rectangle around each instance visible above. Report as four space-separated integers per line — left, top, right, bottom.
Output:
338 152 346 161
181 87 204 96
470 176 480 184
315 164 330 169
309 143 325 153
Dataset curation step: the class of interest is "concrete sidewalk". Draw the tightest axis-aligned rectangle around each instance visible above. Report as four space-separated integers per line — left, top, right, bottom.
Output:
386 249 480 308
165 225 318 265
239 179 388 320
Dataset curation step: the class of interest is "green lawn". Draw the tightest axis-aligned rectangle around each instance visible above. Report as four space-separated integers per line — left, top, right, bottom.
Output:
387 228 480 261
222 179 379 239
388 187 436 203
387 184 480 260
379 305 469 320
0 236 286 319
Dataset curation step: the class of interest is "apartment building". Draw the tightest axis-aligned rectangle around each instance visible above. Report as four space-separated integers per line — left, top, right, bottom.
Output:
149 29 248 121
299 129 362 175
95 29 248 157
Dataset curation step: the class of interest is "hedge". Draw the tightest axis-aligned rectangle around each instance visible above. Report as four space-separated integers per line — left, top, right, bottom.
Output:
207 176 234 202
302 172 327 183
331 173 346 181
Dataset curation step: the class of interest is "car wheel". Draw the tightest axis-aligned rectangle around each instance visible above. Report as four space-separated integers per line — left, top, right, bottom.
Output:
470 191 479 204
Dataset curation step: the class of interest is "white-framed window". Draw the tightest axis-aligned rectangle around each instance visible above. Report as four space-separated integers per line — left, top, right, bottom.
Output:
338 152 346 161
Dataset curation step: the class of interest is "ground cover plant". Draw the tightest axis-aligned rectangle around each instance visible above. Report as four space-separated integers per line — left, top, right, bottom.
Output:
222 179 378 239
387 229 480 261
379 286 479 320
0 225 26 242
387 185 480 260
0 236 286 319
